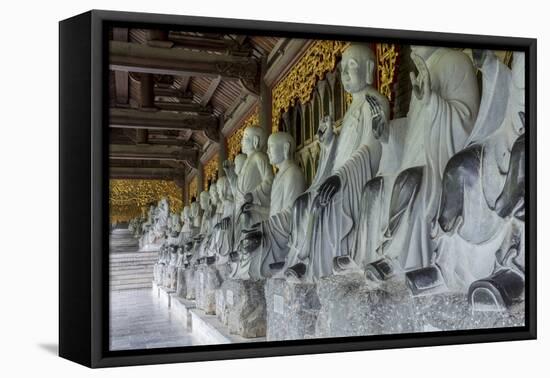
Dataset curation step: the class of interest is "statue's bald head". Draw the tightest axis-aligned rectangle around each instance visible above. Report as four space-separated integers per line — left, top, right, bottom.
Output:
341 43 376 92
267 131 295 165
242 126 267 154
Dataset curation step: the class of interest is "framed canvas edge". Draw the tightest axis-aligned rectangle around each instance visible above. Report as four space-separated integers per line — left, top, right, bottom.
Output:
71 9 537 368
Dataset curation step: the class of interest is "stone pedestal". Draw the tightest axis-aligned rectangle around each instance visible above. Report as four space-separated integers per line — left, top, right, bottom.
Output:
171 295 196 330
195 265 223 314
159 286 175 308
216 279 266 338
265 278 320 341
181 268 196 300
412 293 525 331
314 273 418 338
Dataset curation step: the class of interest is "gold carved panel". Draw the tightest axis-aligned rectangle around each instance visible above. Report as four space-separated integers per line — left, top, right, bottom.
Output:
203 153 219 190
109 179 183 223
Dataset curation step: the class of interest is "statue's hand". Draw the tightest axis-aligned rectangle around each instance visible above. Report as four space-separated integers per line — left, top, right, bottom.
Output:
317 175 341 207
241 202 256 214
223 160 234 175
366 95 388 142
410 52 432 104
220 216 231 230
318 115 335 145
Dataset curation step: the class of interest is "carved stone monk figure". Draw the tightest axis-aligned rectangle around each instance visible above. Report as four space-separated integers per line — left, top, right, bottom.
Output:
241 132 307 278
235 126 274 230
229 126 274 279
210 176 235 264
281 43 386 282
435 51 525 308
375 46 480 289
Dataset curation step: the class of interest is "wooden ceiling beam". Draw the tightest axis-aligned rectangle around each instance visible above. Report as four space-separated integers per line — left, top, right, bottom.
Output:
109 41 258 82
200 75 221 107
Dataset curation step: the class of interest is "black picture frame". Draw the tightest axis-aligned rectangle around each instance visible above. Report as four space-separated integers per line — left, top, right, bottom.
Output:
59 9 537 368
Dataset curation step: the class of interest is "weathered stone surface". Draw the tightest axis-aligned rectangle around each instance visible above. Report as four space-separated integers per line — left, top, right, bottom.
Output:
412 293 525 331
265 278 320 341
195 265 223 314
315 273 418 338
216 279 266 338
182 268 196 300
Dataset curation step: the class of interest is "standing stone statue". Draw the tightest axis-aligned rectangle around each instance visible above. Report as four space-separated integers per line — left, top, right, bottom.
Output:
282 43 387 282
375 46 480 289
241 132 307 278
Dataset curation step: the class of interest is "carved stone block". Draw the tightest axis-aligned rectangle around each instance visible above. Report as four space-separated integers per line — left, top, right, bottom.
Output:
217 279 266 338
265 278 320 341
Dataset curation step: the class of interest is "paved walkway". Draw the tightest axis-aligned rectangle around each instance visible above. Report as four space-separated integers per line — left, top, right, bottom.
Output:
109 289 198 351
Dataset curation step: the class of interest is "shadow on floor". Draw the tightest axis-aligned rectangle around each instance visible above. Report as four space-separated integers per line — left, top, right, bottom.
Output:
38 343 58 356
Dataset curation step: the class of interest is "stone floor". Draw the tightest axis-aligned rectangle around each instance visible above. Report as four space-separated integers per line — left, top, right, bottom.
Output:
109 289 198 351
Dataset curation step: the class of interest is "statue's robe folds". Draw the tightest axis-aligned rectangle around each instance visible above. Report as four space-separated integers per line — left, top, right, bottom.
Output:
435 52 525 290
256 161 306 278
284 94 383 282
230 151 273 279
379 48 480 272
210 199 236 265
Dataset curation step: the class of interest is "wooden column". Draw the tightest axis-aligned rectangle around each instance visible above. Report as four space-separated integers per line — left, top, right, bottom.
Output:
197 162 205 195
259 56 272 136
218 116 227 177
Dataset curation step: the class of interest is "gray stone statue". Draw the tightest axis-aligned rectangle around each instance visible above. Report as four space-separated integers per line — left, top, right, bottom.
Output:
281 43 387 282
240 132 307 278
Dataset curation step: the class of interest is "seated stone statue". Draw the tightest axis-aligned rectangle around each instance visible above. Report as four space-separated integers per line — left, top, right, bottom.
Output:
435 51 525 308
209 175 235 265
240 132 306 278
280 43 387 282
235 126 274 230
153 198 170 241
370 46 480 293
229 126 274 279
224 153 247 252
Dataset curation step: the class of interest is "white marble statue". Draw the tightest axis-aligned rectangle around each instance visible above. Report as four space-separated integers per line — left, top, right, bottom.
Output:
281 43 387 282
372 46 480 280
210 175 235 264
434 51 525 295
240 132 307 278
235 126 274 230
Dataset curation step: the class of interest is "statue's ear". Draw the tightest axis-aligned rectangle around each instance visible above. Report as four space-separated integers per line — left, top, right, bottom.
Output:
283 141 291 159
366 60 375 85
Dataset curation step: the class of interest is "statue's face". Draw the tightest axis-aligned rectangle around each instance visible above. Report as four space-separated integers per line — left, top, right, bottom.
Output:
241 130 255 155
267 137 285 165
341 52 367 94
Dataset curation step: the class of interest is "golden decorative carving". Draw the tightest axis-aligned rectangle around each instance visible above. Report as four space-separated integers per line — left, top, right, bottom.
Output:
203 153 219 190
188 175 198 202
272 40 350 132
227 107 259 162
109 179 183 223
376 43 399 101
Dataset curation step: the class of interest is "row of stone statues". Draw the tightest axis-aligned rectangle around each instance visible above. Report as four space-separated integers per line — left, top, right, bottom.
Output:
140 42 525 318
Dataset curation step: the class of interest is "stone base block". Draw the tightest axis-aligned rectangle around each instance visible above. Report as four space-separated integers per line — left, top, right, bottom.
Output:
152 281 160 297
216 279 266 338
195 265 223 314
189 308 266 345
181 268 196 300
171 295 196 330
315 273 418 338
412 293 525 332
265 278 320 341
159 286 176 308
